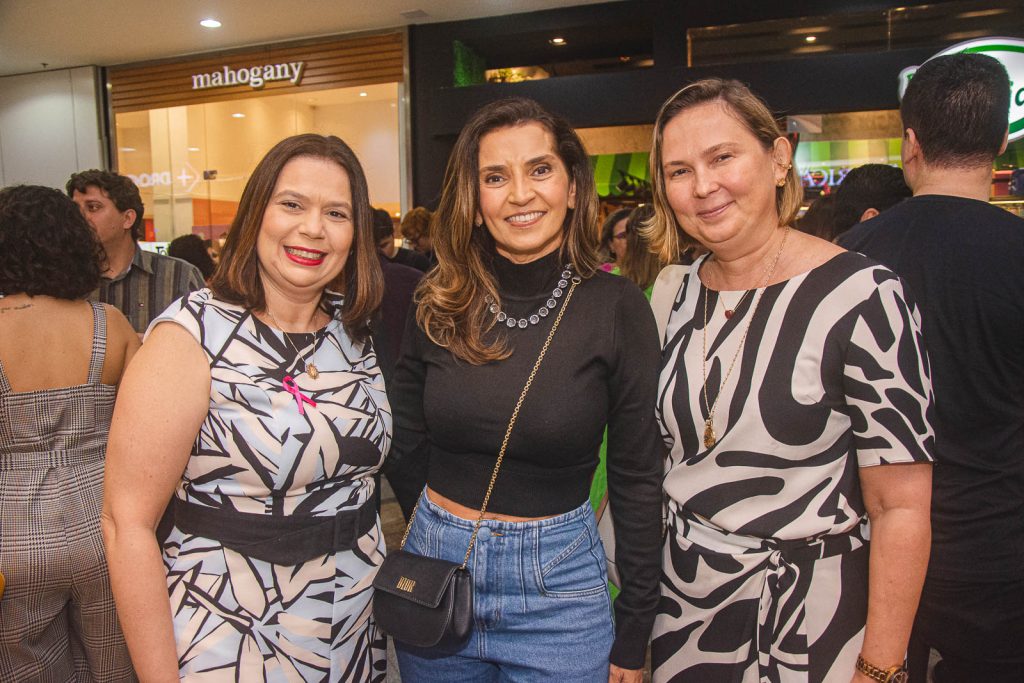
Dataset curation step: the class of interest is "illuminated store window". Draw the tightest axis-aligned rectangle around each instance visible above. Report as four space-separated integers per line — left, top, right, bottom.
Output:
115 83 401 243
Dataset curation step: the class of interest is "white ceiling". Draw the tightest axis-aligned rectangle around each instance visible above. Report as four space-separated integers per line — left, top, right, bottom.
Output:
0 0 613 78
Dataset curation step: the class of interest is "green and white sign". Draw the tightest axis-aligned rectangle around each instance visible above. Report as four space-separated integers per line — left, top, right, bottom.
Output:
898 37 1024 142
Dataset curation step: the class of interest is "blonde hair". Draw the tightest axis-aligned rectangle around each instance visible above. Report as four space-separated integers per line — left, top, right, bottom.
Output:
417 97 601 364
643 79 801 263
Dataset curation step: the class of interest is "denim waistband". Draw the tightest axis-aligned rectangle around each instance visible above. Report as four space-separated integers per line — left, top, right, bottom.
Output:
417 489 594 534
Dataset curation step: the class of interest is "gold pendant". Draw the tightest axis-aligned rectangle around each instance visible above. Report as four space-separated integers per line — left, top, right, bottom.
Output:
306 363 319 380
703 418 716 449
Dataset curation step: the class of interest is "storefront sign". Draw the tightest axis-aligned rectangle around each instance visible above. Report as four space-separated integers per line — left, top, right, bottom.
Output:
108 33 402 113
191 62 304 90
899 37 1024 142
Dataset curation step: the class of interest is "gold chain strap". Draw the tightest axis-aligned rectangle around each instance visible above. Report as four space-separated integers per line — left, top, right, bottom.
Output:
398 276 582 571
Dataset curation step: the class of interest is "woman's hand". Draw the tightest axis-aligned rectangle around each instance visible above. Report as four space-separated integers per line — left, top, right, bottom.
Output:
609 663 643 683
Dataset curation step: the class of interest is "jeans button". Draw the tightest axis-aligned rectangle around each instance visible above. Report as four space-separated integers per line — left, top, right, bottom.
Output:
478 526 491 541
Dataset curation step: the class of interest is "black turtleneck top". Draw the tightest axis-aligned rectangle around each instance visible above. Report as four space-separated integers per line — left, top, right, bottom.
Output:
388 245 664 668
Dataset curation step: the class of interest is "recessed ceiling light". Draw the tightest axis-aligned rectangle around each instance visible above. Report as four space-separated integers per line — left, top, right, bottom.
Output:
549 37 567 46
359 92 368 97
120 147 136 152
231 112 245 118
805 35 817 43
200 18 222 28
188 147 201 152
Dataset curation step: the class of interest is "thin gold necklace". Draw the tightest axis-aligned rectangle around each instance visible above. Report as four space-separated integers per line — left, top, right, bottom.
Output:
716 289 752 319
701 227 790 449
265 307 322 380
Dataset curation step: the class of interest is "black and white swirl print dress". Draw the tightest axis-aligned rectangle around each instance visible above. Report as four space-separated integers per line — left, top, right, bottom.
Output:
652 253 934 683
149 290 390 682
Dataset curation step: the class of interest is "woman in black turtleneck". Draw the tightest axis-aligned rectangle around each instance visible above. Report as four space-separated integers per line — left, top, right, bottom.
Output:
387 97 663 683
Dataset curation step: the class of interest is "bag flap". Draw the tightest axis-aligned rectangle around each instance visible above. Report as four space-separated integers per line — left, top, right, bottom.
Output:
373 550 462 608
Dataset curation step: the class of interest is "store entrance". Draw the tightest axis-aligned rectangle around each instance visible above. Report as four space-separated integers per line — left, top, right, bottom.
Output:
114 82 402 246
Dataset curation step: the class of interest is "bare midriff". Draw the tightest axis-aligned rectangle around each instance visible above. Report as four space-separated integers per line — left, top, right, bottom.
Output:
426 487 557 522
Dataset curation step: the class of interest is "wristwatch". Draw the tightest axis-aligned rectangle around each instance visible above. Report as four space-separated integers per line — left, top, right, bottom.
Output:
856 655 908 683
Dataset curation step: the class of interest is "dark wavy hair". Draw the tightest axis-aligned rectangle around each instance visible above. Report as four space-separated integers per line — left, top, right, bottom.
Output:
0 185 105 299
66 169 146 241
168 233 216 279
209 134 383 341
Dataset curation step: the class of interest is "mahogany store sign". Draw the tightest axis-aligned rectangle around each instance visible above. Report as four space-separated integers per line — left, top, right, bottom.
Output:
106 32 404 113
191 62 305 90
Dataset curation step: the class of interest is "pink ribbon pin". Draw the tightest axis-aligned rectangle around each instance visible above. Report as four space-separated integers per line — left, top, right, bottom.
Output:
282 375 317 415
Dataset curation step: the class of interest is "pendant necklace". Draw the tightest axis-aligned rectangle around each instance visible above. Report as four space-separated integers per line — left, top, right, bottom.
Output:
717 289 752 319
701 227 790 449
265 308 322 380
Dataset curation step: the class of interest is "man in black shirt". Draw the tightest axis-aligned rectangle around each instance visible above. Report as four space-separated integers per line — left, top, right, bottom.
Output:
840 54 1023 682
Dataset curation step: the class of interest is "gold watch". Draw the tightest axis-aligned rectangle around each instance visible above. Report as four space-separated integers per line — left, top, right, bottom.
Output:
856 655 908 683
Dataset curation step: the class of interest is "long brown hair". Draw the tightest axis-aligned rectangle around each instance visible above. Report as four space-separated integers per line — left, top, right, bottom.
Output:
644 79 801 263
209 134 382 341
418 97 601 364
618 205 662 290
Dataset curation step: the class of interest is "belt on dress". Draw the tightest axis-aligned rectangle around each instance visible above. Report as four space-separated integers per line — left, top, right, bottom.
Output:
0 444 106 470
172 495 378 566
667 501 868 676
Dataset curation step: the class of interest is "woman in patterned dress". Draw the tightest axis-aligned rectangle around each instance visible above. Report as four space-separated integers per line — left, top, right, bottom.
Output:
644 80 935 682
102 134 389 682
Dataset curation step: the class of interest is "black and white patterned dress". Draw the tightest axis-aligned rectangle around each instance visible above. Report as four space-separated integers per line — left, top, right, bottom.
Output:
652 253 934 682
151 290 390 682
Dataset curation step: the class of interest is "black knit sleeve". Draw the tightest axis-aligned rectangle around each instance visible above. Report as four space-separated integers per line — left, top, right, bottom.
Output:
383 306 431 474
605 283 665 668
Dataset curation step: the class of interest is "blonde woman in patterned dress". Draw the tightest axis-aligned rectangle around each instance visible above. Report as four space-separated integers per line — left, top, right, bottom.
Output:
645 80 935 683
103 134 389 682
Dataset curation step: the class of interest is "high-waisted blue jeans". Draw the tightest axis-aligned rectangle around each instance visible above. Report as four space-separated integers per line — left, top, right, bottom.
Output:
393 491 614 682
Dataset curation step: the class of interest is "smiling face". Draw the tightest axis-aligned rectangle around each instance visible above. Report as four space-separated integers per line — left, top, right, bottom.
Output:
661 100 789 253
477 121 576 264
256 155 354 302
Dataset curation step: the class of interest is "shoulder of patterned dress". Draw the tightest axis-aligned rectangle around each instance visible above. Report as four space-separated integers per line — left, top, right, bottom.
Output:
792 251 902 300
145 289 251 362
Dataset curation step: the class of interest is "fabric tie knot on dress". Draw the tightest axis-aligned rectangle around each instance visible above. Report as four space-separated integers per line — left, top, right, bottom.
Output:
282 375 316 415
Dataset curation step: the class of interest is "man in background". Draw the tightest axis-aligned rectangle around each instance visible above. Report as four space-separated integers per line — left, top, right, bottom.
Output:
68 170 204 333
831 163 911 241
840 54 1023 682
400 206 436 268
374 207 430 272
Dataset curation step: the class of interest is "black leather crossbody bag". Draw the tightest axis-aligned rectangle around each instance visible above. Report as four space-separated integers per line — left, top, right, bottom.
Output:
372 276 581 650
